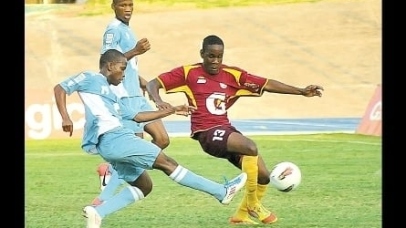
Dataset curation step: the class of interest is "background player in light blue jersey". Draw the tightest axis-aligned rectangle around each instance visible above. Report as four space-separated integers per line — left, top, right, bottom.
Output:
93 0 172 204
100 0 169 149
54 49 247 228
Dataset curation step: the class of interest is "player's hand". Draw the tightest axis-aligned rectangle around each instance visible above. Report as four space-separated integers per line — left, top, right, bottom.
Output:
174 104 196 117
61 119 74 137
155 101 173 110
134 38 151 55
302 85 324 97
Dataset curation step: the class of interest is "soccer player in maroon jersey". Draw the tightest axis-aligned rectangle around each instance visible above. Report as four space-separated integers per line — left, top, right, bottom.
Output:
146 35 323 225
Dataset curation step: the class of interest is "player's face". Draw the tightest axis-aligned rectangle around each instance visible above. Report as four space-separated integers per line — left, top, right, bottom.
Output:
108 60 127 86
112 0 133 24
201 44 224 75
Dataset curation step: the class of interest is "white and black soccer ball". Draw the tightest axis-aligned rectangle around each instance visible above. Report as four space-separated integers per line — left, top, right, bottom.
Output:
269 161 302 192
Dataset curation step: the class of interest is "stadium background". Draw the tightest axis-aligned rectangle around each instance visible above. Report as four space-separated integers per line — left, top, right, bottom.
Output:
25 0 381 140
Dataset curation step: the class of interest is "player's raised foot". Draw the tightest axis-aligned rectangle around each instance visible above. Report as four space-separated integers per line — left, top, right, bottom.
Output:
229 216 259 225
97 163 110 176
247 203 278 224
91 197 103 206
97 163 111 191
220 173 247 205
83 206 102 228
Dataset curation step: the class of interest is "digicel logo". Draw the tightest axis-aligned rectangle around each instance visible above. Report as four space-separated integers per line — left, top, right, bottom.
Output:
25 98 85 140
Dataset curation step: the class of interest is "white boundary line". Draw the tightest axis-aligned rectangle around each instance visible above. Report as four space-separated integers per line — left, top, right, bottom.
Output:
26 130 380 157
163 130 355 138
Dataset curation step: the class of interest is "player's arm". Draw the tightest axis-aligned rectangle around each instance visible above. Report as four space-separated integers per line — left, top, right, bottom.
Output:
147 66 190 109
101 28 150 59
139 75 148 89
146 78 164 104
146 78 190 116
263 79 324 97
133 104 195 122
125 38 151 60
139 75 148 96
53 73 88 136
53 84 73 136
146 78 173 110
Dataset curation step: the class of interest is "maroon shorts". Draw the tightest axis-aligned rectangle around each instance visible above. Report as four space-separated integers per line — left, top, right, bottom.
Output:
193 125 243 168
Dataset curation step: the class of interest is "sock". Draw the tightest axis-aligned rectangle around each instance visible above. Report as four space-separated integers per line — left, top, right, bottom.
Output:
241 156 259 206
95 186 144 218
233 194 249 219
169 165 226 201
97 165 126 202
256 184 268 201
100 175 111 191
232 184 268 219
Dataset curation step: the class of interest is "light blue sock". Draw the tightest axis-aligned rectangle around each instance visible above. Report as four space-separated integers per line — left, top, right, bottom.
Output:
95 186 144 218
169 165 226 201
98 166 126 202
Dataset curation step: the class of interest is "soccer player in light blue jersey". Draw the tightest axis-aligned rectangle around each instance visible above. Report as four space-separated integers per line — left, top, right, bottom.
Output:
92 0 171 204
100 0 169 148
53 49 247 228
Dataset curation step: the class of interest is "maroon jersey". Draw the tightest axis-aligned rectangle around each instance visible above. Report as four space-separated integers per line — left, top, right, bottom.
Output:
157 63 268 137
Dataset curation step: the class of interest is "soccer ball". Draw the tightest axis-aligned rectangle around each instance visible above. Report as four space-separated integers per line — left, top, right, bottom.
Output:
269 161 302 192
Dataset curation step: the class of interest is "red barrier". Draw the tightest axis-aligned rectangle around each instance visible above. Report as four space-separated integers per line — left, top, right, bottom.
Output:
355 84 382 136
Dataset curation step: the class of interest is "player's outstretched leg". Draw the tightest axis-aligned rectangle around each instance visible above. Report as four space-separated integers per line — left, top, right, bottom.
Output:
167 164 247 205
153 152 247 204
83 163 246 228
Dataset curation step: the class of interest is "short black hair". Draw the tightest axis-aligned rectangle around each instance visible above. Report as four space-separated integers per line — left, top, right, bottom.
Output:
112 0 127 4
99 49 125 69
202 35 224 51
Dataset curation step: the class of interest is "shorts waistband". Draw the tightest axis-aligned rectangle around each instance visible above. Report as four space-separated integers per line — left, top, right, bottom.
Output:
99 126 125 138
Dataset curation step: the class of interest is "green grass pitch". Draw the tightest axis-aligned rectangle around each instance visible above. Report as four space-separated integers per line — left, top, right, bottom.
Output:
25 133 381 227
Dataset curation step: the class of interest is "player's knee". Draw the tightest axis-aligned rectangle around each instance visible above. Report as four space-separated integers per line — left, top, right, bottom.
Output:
128 171 154 196
153 137 170 150
129 184 153 197
244 143 258 156
153 152 179 175
139 183 153 196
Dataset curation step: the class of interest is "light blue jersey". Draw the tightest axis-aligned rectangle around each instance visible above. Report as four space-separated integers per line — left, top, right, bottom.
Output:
100 18 155 133
59 71 161 182
59 71 123 153
101 18 141 98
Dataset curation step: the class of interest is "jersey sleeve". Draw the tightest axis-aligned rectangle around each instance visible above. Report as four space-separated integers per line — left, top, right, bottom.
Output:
157 66 187 93
100 28 122 54
239 72 268 95
59 72 92 95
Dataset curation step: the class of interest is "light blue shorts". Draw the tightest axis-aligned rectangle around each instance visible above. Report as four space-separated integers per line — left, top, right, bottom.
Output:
120 96 154 133
96 127 161 182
